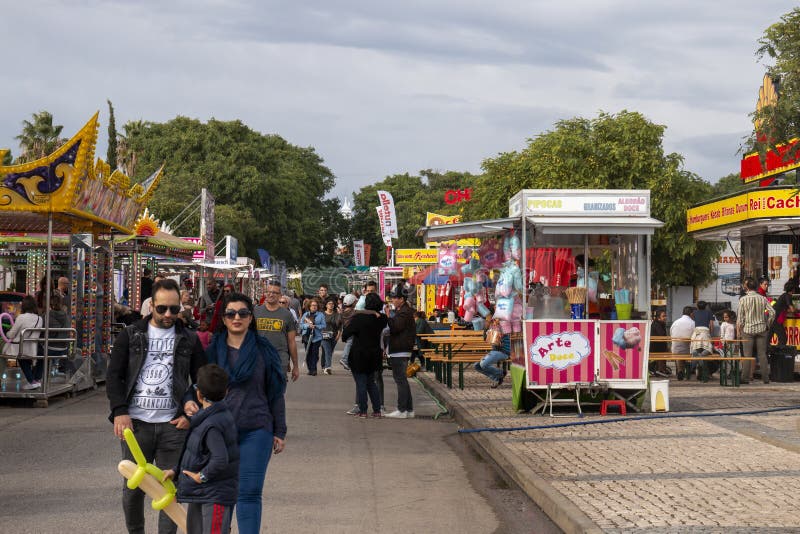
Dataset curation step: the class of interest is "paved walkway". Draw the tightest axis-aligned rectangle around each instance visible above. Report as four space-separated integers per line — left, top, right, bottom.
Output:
419 367 800 533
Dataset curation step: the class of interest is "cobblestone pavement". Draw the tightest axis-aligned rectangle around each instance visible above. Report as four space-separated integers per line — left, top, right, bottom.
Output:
419 367 800 533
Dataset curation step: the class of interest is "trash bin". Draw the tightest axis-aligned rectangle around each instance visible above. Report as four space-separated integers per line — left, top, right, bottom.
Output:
769 345 796 382
649 379 669 412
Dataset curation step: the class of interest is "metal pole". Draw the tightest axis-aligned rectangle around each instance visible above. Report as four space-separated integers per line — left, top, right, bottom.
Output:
42 213 53 391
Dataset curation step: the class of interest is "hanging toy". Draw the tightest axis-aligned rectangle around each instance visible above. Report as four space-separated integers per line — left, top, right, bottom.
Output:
479 238 504 269
437 243 458 276
460 248 481 322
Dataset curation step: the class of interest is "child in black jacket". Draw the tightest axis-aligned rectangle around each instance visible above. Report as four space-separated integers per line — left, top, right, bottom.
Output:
163 364 239 534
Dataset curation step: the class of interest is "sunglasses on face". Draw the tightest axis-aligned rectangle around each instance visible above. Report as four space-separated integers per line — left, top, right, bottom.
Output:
279 300 288 305
223 308 252 319
155 305 182 315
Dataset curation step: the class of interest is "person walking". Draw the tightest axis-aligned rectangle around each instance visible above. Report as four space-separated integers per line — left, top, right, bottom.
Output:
300 299 325 376
738 277 775 384
320 298 342 375
384 284 416 419
107 278 206 534
191 292 287 534
341 293 387 418
253 281 300 382
5 295 43 389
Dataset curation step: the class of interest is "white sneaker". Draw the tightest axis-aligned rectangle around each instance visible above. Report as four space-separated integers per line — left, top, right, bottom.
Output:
406 411 415 419
385 410 407 419
22 381 41 390
324 368 332 375
345 405 360 415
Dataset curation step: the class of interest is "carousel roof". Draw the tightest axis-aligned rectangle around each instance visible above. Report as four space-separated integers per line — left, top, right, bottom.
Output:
0 113 162 234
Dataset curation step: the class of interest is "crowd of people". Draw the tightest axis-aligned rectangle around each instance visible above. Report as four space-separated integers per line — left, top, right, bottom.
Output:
104 274 480 533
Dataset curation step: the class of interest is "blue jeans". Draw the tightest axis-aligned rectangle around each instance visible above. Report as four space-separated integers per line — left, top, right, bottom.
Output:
341 337 354 365
305 340 321 373
19 358 43 383
321 338 336 369
237 428 273 534
475 350 507 381
353 372 381 413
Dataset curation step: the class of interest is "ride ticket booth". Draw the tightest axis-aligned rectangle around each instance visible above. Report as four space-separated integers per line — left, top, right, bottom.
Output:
419 189 663 414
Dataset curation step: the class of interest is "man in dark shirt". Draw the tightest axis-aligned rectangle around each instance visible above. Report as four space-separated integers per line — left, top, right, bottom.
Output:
649 310 669 377
140 268 153 305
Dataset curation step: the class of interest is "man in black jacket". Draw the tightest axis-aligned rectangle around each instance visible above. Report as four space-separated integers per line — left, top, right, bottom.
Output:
384 284 417 419
107 278 206 534
649 310 670 377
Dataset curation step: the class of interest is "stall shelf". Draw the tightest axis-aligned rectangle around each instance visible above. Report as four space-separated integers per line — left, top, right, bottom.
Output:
0 114 162 405
419 190 663 414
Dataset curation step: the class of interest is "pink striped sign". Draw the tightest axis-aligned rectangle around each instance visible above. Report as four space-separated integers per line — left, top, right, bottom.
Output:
597 321 647 381
525 321 596 387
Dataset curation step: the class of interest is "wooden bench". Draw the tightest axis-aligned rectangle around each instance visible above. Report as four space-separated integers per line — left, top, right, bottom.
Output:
425 336 510 389
649 349 755 386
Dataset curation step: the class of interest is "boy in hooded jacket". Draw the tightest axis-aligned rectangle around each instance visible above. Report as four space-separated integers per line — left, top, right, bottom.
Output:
163 364 239 534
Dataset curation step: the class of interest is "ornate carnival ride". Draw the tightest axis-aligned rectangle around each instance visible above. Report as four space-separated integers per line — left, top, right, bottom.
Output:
0 113 181 404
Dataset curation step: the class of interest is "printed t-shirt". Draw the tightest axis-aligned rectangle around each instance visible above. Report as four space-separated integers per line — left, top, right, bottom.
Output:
253 306 297 371
128 324 176 423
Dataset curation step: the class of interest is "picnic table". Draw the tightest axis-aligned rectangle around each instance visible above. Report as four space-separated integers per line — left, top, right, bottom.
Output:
649 336 754 387
418 333 499 389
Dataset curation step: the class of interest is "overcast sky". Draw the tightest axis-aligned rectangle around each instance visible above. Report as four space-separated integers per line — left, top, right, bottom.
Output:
1 1 796 202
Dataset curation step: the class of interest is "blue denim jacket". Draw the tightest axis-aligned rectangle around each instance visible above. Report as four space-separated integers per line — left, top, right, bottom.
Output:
300 311 326 343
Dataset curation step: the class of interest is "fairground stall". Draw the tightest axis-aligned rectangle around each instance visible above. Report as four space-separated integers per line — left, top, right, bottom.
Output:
687 186 800 377
419 189 663 414
0 114 161 405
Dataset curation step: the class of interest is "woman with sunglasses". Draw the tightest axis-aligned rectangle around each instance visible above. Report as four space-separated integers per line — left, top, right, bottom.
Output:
194 292 287 533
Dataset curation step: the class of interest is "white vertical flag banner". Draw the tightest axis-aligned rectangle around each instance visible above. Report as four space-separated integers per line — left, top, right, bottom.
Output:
377 190 399 238
353 240 365 266
376 206 392 247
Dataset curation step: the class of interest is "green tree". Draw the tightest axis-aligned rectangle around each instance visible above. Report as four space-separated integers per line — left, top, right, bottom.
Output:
125 116 342 268
2 150 11 166
350 170 478 265
463 110 723 288
14 111 64 163
117 120 147 177
107 99 118 169
711 172 748 197
747 7 800 158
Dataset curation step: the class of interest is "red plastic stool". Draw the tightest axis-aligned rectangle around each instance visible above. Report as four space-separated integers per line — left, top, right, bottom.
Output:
600 399 626 415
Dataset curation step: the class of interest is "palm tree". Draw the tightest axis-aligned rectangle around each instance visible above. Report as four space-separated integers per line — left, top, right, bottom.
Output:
117 119 147 177
14 111 65 163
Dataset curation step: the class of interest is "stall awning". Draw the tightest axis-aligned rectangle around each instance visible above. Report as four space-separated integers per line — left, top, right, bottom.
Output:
416 217 518 242
689 218 800 241
527 216 663 235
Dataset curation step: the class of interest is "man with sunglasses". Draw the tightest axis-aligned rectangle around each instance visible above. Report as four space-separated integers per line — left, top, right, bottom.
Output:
107 278 206 534
254 281 300 382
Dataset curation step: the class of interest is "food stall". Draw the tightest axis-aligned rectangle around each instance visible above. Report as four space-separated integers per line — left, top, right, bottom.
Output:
687 186 800 374
419 189 663 413
0 113 161 405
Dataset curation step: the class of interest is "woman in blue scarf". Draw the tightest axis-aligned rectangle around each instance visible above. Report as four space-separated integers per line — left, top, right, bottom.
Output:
187 292 287 533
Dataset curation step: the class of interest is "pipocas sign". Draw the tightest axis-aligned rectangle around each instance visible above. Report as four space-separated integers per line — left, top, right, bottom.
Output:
444 188 472 205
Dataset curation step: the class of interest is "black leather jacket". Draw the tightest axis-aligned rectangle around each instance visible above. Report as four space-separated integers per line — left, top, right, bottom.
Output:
106 317 206 422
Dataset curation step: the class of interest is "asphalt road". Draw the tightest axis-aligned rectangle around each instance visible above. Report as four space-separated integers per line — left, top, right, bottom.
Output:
0 349 559 533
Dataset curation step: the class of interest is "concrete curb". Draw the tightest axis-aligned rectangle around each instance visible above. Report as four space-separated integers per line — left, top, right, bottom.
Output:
419 373 603 534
